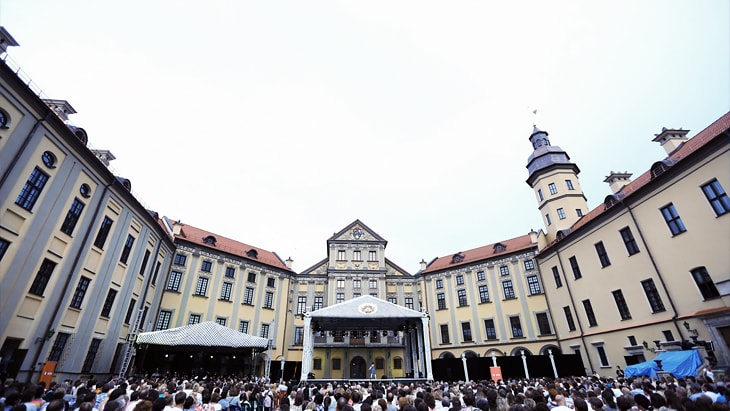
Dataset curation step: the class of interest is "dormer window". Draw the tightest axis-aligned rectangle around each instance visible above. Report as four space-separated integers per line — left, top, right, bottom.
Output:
493 243 506 253
246 249 258 259
451 253 465 263
650 160 676 179
203 235 217 245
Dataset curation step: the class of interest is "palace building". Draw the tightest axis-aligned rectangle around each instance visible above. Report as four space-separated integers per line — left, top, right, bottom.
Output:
0 27 727 382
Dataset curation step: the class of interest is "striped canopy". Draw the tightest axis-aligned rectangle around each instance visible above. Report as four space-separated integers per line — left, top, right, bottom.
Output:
136 321 269 349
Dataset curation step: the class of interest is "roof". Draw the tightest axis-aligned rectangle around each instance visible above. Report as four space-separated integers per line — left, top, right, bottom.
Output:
549 111 730 246
136 321 270 348
175 222 292 272
421 234 535 274
307 295 426 331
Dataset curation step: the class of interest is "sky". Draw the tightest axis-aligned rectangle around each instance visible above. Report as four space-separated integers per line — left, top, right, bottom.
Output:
2 1 728 273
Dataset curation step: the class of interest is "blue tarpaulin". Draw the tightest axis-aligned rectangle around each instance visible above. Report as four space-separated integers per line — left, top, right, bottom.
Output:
624 350 703 378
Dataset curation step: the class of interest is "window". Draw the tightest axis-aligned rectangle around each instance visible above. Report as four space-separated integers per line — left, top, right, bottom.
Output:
476 270 486 281
596 345 609 367
60 198 85 235
333 330 344 342
294 327 304 345
15 167 49 211
437 293 446 310
336 293 344 303
29 259 56 296
527 275 542 295
702 179 730 216
641 279 666 312
612 290 632 320
620 227 640 255
238 320 249 333
545 214 552 226
564 306 576 331
456 275 464 285
461 322 473 341
510 316 523 338
48 332 70 362
388 297 397 304
663 330 675 342
69 277 91 308
332 358 341 370
595 241 611 267
189 314 201 325
660 203 687 235
264 291 274 309
369 250 377 261
0 238 9 261
405 297 414 310
173 253 187 266
440 324 450 344
353 279 361 289
583 299 598 326
524 260 535 270
166 271 182 291
225 266 236 278
260 323 270 339
93 216 114 249
690 267 720 300
140 306 148 330
119 235 135 264
194 277 209 296
81 339 102 373
551 266 563 288
484 319 497 340
337 279 345 288
156 310 173 330
628 335 638 346
557 208 566 220
393 357 403 369
297 296 307 314
353 250 361 260
478 285 490 303
220 282 233 301
548 182 557 195
337 250 346 260
247 272 256 283
436 279 444 288
536 312 552 335
566 179 575 190
499 266 510 276
200 260 212 272
502 280 516 299
138 250 150 277
313 296 323 310
457 289 468 307
576 209 583 217
569 256 582 279
124 299 137 325
216 317 227 326
375 358 385 369
100 289 117 318
369 279 378 289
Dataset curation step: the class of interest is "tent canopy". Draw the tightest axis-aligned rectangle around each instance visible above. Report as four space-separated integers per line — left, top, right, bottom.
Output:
624 350 703 379
136 321 269 349
307 295 427 331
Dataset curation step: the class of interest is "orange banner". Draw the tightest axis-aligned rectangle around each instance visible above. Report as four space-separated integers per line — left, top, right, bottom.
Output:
490 366 503 383
39 361 57 387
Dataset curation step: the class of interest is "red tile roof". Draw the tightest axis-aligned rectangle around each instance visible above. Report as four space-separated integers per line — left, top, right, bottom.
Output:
549 111 730 247
175 222 293 272
421 234 535 274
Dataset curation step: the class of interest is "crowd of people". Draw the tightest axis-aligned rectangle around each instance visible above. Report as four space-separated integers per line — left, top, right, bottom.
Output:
1 370 727 411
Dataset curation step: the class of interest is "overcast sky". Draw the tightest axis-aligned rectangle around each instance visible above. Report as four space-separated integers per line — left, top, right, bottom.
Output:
2 1 728 273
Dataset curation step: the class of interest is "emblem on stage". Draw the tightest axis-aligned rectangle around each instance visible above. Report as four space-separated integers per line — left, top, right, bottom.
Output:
359 303 377 314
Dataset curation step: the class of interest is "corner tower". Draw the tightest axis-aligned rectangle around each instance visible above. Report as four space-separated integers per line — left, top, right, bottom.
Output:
525 126 588 243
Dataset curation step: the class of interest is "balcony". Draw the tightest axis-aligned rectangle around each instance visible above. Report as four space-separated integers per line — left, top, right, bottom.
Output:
311 334 403 347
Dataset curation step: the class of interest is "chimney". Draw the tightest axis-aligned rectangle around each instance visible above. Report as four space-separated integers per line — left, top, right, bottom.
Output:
91 149 116 166
0 27 20 54
603 171 633 194
285 257 294 269
419 259 428 271
42 99 77 122
653 127 689 156
529 229 538 244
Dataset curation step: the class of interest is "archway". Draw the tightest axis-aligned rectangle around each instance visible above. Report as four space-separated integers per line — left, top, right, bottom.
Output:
350 356 366 379
439 352 456 359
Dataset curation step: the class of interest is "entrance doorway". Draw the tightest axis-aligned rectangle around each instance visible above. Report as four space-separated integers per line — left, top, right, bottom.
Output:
350 356 366 379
